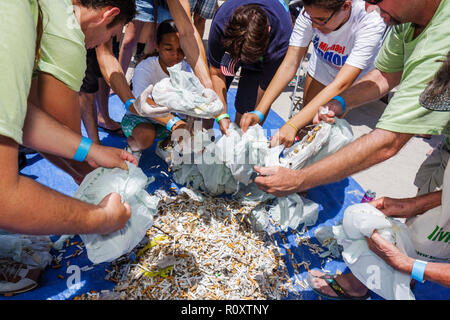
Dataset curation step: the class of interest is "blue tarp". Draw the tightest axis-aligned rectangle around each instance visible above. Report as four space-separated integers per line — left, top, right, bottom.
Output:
3 90 449 300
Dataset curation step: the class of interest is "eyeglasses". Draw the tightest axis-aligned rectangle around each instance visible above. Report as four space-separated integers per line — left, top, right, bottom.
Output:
301 7 341 26
363 0 383 4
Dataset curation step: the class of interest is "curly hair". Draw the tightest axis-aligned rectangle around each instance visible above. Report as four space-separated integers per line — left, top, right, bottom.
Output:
302 0 346 10
222 4 270 64
77 0 137 27
425 51 450 97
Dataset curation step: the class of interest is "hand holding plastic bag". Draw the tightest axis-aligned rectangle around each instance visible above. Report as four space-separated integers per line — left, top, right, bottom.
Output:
132 84 171 118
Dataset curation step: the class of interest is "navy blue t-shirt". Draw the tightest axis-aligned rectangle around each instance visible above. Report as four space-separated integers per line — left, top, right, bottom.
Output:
208 0 292 83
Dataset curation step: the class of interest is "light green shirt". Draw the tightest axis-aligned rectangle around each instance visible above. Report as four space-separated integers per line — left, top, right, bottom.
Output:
38 0 86 92
0 0 38 144
375 0 450 139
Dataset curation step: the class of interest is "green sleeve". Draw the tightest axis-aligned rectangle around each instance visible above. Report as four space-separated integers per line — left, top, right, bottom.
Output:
374 25 407 73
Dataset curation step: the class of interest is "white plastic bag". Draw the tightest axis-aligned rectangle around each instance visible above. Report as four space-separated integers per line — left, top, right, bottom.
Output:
334 203 417 300
0 233 52 269
73 162 159 264
152 62 224 118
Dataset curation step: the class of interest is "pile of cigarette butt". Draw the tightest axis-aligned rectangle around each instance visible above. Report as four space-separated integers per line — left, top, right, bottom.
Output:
78 190 293 300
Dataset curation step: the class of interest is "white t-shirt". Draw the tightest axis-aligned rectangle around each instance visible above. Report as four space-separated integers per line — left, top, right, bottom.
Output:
290 0 385 85
132 56 191 97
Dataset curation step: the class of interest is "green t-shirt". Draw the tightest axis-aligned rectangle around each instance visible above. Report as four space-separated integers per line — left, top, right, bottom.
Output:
0 0 38 144
375 0 450 138
38 0 86 92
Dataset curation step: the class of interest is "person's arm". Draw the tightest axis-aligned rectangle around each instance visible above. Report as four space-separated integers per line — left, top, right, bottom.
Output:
22 101 137 169
240 46 308 133
367 231 450 288
210 64 231 134
254 128 413 196
96 41 169 118
315 68 403 124
166 0 213 89
369 191 442 219
0 135 131 235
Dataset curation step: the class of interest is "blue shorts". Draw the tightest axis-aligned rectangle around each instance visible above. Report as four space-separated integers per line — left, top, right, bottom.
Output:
135 0 172 23
135 0 197 23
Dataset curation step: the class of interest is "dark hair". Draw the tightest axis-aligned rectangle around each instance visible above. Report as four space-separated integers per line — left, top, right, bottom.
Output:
419 51 450 109
135 19 178 65
289 0 303 20
222 4 270 64
302 0 346 11
156 19 178 44
425 51 450 97
77 0 137 27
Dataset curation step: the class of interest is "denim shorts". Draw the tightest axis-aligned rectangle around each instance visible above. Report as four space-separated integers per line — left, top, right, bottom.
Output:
135 0 197 23
135 0 173 23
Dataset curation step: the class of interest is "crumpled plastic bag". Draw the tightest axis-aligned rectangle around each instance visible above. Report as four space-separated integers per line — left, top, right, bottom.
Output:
73 162 159 264
280 119 353 170
270 194 319 232
0 233 52 269
333 203 417 300
152 62 224 119
314 225 343 258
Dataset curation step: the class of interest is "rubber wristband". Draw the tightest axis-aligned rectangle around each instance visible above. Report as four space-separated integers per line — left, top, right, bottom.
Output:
286 121 299 132
250 110 264 123
215 113 230 124
166 116 182 131
331 95 346 114
124 98 136 111
411 259 427 283
73 136 93 162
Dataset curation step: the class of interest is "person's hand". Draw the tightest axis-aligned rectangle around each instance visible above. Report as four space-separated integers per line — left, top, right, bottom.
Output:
253 166 302 197
269 123 298 148
133 84 170 118
86 144 138 171
240 111 260 133
366 230 414 273
96 192 131 234
218 117 231 136
369 197 415 219
312 100 343 124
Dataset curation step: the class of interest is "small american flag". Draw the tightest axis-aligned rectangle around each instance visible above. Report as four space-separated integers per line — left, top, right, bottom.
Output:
220 52 240 77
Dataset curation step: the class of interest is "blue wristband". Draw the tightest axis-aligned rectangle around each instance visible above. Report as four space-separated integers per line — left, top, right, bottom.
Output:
411 259 427 283
332 95 346 114
166 116 182 131
124 98 136 111
73 136 93 162
250 110 264 123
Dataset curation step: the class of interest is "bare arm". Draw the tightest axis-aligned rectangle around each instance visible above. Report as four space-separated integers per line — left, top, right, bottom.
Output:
167 0 213 89
319 69 403 121
22 101 136 169
0 135 130 235
254 128 413 196
369 191 442 219
256 46 307 116
368 231 450 288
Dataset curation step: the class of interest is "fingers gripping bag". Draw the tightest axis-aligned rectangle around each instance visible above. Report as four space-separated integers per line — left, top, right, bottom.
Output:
73 162 159 264
151 62 224 118
334 203 417 300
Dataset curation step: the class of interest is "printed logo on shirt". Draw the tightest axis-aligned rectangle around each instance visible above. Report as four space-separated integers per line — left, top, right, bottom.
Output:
312 35 349 69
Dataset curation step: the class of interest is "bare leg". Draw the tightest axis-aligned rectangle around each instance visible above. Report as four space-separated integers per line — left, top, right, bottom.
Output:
127 123 156 152
193 13 206 38
96 78 122 132
308 269 368 298
79 92 101 145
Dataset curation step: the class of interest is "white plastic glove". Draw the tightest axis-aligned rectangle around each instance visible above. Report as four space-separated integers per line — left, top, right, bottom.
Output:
133 84 170 118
